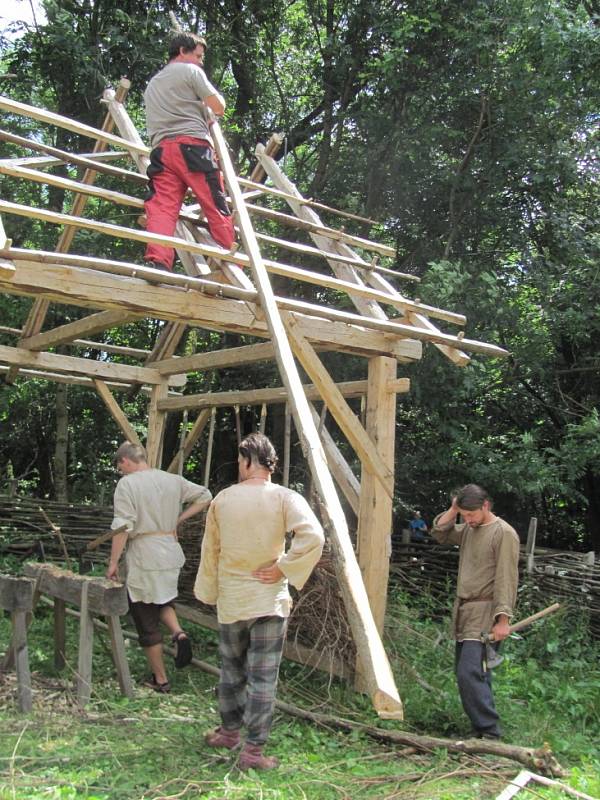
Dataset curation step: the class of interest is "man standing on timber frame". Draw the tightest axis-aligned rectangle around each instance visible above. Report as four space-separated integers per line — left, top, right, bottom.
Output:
194 433 324 770
107 442 212 693
431 484 520 739
143 31 236 271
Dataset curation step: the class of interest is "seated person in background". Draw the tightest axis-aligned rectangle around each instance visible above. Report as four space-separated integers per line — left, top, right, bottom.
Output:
409 510 428 542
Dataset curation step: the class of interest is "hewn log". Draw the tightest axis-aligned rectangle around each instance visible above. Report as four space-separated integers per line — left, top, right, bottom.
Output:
23 563 128 617
93 379 143 446
0 343 173 386
356 356 397 635
0 256 422 361
285 319 394 499
0 94 148 156
212 116 404 719
0 574 35 612
157 378 410 412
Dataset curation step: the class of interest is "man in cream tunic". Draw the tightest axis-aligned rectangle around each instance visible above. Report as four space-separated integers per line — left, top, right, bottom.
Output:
107 442 211 692
432 483 520 738
194 433 324 770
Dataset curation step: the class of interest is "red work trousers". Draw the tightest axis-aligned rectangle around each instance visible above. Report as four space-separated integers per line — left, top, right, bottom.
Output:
144 135 235 270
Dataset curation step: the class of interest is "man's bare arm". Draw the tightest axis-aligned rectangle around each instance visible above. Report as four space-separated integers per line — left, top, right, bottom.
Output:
204 93 226 116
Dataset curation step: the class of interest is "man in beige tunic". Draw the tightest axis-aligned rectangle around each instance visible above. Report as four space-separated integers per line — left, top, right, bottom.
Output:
432 483 520 738
107 442 211 692
194 433 324 770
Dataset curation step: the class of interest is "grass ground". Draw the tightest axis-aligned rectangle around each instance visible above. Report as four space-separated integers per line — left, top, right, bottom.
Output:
0 570 599 799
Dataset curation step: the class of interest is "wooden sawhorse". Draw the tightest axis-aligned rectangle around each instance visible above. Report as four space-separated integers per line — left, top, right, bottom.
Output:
2 563 133 707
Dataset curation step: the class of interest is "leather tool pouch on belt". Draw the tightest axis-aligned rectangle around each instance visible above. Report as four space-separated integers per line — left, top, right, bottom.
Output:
145 146 164 200
180 143 231 216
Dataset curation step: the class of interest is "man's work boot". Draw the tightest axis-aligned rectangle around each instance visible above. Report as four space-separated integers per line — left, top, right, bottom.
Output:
239 743 279 771
205 727 241 750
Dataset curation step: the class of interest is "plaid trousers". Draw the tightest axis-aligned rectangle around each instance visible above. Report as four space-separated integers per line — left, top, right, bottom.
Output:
218 615 287 745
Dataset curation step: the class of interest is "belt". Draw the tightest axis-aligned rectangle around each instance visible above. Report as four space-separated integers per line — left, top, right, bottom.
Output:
458 595 492 605
129 529 177 541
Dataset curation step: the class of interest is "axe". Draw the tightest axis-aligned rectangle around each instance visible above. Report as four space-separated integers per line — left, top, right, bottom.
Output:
78 524 128 574
482 602 561 669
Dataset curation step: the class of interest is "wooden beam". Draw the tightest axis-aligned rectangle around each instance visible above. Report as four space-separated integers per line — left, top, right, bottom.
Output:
0 128 146 183
93 379 143 446
152 342 275 376
0 247 502 357
20 310 139 351
365 269 471 366
0 94 148 157
0 259 423 361
238 176 381 232
254 146 387 319
147 382 169 468
284 317 394 500
166 409 212 473
158 378 409 412
357 356 398 635
7 80 134 385
0 343 172 385
254 147 473 365
212 116 403 719
0 365 181 395
23 563 128 617
309 404 360 516
0 575 35 612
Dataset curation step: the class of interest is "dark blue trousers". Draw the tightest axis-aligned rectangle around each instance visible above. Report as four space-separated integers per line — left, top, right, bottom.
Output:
455 640 501 737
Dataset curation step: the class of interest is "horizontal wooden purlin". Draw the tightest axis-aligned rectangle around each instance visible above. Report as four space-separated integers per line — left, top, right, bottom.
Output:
0 365 181 395
0 258 422 361
0 130 147 184
0 95 149 157
1 190 436 322
246 203 420 283
20 310 139 351
0 323 150 359
0 343 171 385
3 150 131 171
0 162 145 212
158 378 410 412
1 248 436 353
151 342 276 375
3 165 413 294
238 176 381 230
0 245 484 355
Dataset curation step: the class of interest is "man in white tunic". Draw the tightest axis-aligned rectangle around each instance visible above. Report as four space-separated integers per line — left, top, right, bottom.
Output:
194 433 324 770
107 442 211 692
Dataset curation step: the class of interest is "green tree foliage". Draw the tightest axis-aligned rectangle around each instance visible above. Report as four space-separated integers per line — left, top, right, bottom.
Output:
0 0 598 548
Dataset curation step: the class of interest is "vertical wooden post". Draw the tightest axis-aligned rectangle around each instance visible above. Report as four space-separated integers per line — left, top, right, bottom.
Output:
526 517 537 574
12 610 32 713
258 403 267 434
76 582 94 706
283 403 291 487
204 407 216 487
356 356 397 634
146 381 169 468
54 598 66 670
107 615 134 698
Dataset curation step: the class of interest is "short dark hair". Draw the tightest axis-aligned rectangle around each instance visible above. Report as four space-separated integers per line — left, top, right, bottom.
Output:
239 433 278 474
168 32 207 60
114 441 147 466
456 484 491 511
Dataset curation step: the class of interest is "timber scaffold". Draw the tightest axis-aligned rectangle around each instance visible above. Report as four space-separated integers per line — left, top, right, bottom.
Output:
0 82 508 721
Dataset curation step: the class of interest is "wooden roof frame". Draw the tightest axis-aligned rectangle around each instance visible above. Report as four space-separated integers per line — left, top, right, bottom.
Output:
0 81 509 721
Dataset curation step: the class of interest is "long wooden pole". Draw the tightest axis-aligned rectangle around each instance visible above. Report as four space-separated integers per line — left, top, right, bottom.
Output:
210 115 403 719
